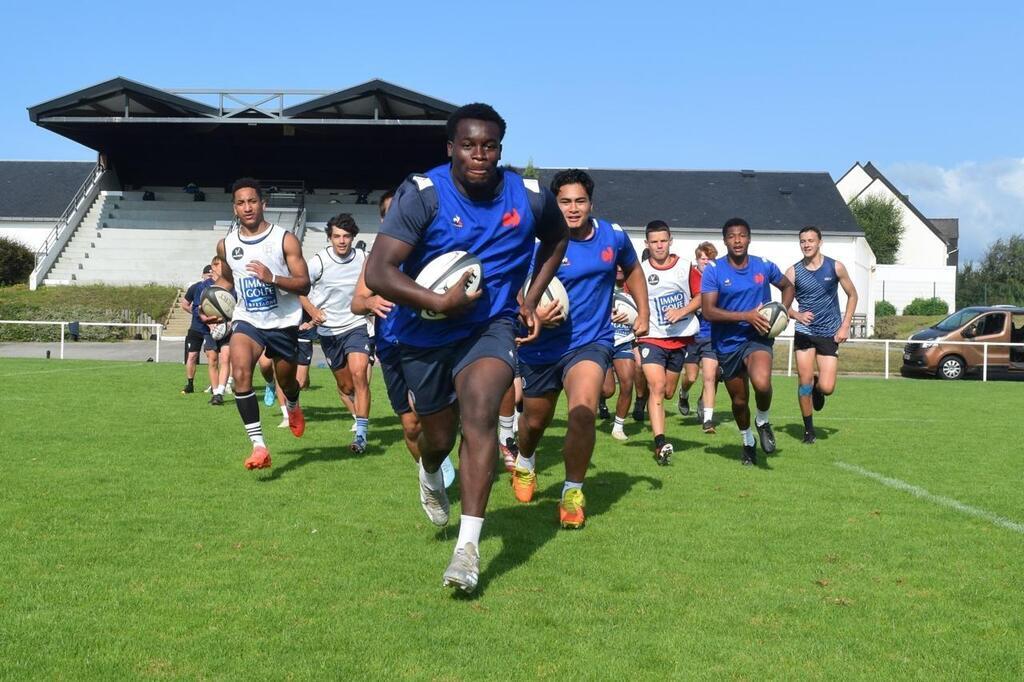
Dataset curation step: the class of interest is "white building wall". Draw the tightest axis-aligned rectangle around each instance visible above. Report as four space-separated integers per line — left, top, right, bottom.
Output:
0 220 54 252
836 164 873 202
855 179 947 267
874 264 956 314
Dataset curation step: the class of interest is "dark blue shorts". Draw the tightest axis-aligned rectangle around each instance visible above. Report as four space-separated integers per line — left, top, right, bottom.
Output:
683 337 716 364
638 342 687 373
519 342 612 398
319 327 371 372
202 330 231 353
399 317 516 416
718 339 774 380
232 321 299 362
377 340 411 414
612 342 634 362
295 326 318 366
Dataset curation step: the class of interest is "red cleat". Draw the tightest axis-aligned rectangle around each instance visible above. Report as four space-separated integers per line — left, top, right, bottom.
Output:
288 404 305 438
244 445 271 470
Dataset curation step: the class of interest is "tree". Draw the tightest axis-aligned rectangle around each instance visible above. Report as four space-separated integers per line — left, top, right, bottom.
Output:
957 235 1024 307
0 236 34 286
848 194 904 264
521 158 540 180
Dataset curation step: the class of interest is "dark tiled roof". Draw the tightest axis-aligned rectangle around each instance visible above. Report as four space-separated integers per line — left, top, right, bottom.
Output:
535 168 862 235
929 218 959 241
858 162 948 245
0 161 94 218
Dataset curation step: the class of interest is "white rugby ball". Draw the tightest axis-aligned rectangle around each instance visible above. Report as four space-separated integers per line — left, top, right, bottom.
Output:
414 251 483 320
201 285 236 321
210 322 229 341
758 301 789 338
521 275 570 324
612 291 639 325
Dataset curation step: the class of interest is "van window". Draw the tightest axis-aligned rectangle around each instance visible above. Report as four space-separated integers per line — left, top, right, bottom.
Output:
976 313 1005 336
935 308 984 332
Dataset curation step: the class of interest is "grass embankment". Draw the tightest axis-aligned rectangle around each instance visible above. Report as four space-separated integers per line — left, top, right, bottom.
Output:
0 284 179 341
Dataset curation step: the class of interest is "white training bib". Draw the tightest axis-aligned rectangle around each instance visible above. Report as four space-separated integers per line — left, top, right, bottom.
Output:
224 224 302 329
642 256 699 338
307 247 366 337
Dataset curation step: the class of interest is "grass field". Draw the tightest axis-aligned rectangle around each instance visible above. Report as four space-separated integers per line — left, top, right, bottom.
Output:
2 358 1022 679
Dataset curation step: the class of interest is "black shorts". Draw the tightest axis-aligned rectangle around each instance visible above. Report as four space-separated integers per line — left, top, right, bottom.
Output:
296 326 318 366
232 320 299 362
718 340 773 381
399 317 516 416
794 332 839 357
683 337 716 364
519 342 612 398
319 327 371 372
638 342 687 373
377 340 411 414
185 329 205 355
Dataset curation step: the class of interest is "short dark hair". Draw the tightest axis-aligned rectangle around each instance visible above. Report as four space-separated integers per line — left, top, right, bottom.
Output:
378 189 395 220
722 217 750 239
231 177 263 200
550 169 595 199
446 103 506 142
645 220 670 237
799 225 822 239
326 213 359 237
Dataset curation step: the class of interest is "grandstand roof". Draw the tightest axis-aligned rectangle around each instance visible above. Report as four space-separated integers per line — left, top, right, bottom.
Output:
536 168 863 235
0 161 94 218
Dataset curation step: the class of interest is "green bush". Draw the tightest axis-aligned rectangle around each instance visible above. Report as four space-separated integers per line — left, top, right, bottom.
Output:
902 297 948 316
875 300 896 317
0 236 35 286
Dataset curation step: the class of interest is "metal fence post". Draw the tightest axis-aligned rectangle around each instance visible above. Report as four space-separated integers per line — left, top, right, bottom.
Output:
884 340 890 379
787 336 793 377
155 324 161 363
983 343 988 382
60 322 66 359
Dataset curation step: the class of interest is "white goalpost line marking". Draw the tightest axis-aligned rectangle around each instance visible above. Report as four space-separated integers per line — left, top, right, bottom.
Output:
834 461 1024 535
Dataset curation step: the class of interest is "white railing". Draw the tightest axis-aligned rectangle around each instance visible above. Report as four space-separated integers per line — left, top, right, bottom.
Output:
29 164 105 290
781 337 1024 381
0 320 163 362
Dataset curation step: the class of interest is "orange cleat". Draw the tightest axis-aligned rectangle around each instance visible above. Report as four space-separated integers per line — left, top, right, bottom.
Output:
288 404 305 438
511 465 536 503
244 445 271 470
559 488 586 529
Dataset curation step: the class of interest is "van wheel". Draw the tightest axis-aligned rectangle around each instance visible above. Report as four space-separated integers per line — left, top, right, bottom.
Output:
937 355 965 380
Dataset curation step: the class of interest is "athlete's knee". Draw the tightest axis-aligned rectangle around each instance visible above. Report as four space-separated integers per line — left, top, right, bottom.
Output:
566 404 596 432
819 377 836 395
798 383 814 397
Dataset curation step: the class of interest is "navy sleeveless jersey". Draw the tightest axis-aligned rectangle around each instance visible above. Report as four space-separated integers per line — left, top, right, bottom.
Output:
793 256 842 336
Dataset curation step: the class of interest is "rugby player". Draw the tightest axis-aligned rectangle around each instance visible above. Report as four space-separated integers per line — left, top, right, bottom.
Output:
701 218 794 466
200 255 233 405
513 169 647 528
606 267 639 441
785 226 858 444
365 103 568 593
216 178 310 470
680 242 720 432
180 264 214 394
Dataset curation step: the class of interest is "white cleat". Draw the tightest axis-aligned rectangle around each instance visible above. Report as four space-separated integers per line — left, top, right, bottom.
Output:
611 428 628 442
277 418 289 429
419 476 450 527
442 542 480 593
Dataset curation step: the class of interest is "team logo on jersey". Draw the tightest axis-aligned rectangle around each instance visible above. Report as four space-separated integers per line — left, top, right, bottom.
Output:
452 215 463 228
754 273 765 284
231 246 243 260
824 277 833 282
601 246 614 263
723 278 732 286
502 209 521 228
561 257 571 266
648 274 660 285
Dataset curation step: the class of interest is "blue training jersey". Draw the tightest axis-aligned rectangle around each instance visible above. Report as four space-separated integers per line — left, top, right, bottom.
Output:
379 164 561 347
185 279 213 334
701 254 783 354
518 218 638 365
793 256 842 337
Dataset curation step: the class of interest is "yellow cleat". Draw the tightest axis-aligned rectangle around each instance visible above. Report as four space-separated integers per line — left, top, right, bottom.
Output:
511 465 536 503
559 488 586 529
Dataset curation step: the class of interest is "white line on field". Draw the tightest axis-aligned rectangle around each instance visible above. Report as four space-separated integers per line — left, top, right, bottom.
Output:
834 461 1024 535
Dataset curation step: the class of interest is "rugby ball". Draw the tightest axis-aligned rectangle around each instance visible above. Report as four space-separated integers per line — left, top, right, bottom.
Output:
201 285 236 321
758 301 789 338
612 291 639 325
210 322 229 341
521 275 570 324
414 251 483 320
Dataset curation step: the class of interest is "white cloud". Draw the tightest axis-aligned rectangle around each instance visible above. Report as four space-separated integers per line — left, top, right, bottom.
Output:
884 158 1024 264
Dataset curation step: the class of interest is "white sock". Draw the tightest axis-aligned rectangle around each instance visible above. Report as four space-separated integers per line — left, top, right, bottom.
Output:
740 428 755 447
704 408 714 422
613 416 625 430
755 410 770 427
456 515 484 551
214 385 224 396
515 452 535 472
280 405 289 419
513 408 522 435
419 460 443 491
562 480 583 498
498 415 514 443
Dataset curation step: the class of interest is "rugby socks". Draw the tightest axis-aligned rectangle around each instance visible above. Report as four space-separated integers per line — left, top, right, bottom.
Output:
235 391 265 446
283 386 300 412
214 384 225 396
355 417 369 440
498 415 515 444
280 405 289 420
613 416 626 430
562 480 583 498
755 410 770 427
456 515 484 551
419 459 444 491
803 415 814 432
740 428 756 447
185 378 194 390
703 407 714 423
515 452 536 472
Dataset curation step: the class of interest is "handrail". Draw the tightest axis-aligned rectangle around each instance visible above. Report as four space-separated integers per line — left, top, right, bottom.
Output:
293 206 307 243
29 164 105 290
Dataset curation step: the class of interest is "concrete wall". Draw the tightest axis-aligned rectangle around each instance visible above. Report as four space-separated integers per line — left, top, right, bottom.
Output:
0 220 55 252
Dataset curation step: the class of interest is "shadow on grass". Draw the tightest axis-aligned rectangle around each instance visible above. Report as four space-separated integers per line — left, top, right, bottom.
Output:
778 423 839 442
703 443 774 470
448 470 662 598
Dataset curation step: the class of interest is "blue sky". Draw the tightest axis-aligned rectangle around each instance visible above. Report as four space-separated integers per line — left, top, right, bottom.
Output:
2 0 1021 261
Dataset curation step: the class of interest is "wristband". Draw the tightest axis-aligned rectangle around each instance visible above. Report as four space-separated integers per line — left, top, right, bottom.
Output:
271 272 277 285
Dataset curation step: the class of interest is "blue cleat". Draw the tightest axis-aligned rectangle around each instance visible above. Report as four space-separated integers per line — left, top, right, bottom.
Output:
263 384 276 407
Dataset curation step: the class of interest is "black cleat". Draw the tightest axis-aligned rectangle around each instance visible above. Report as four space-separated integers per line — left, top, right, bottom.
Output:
632 397 647 423
210 394 224 406
756 421 777 454
678 392 690 416
653 441 673 466
181 383 194 394
812 375 825 412
598 400 611 420
741 444 757 466
802 429 816 445
702 420 716 434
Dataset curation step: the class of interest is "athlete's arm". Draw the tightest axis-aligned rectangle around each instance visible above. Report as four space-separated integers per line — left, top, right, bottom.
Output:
776 273 795 310
834 260 859 343
519 188 569 344
215 239 234 289
351 261 394 319
366 235 481 316
621 260 649 338
785 265 814 325
702 290 772 335
244 232 309 296
299 295 326 325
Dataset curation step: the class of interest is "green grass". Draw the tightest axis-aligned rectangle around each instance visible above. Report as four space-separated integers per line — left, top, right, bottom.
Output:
873 315 945 340
1 359 1022 679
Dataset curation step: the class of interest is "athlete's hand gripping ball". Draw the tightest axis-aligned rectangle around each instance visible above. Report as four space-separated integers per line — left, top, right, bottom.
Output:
746 308 773 335
434 271 482 318
535 300 566 328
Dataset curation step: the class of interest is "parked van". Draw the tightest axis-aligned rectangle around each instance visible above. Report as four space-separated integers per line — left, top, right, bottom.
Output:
902 305 1024 379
